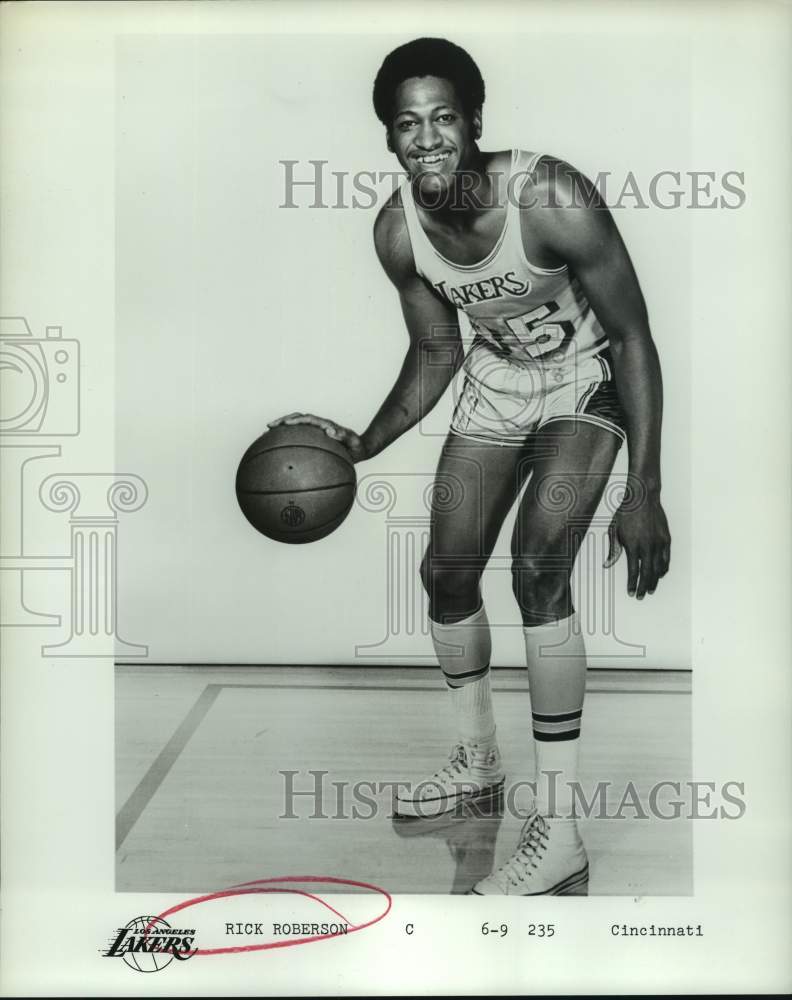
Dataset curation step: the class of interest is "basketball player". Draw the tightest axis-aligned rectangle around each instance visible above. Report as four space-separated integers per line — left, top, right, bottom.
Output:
270 37 670 895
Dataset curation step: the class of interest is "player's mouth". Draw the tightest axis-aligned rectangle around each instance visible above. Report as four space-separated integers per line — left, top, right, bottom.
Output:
411 150 453 168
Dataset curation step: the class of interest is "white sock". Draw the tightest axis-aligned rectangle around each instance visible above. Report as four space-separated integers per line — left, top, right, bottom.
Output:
450 672 497 746
523 613 586 818
535 741 580 818
431 604 497 747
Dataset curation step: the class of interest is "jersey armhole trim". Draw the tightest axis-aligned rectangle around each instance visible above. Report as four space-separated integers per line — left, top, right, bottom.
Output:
512 151 569 277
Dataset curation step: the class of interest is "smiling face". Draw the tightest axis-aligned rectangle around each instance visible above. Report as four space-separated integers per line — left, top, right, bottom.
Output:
387 75 481 196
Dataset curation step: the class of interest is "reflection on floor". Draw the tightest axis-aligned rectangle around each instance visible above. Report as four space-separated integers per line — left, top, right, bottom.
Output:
116 665 692 896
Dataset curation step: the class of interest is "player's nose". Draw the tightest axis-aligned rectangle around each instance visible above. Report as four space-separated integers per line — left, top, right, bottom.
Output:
414 122 442 150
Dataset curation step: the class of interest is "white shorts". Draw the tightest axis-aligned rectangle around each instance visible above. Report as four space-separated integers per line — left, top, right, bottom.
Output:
450 337 626 447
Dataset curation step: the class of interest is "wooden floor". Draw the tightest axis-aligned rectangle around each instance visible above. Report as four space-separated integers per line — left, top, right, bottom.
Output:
115 665 692 896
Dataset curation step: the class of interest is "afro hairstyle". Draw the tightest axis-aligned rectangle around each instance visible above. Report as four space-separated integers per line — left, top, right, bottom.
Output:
372 37 485 125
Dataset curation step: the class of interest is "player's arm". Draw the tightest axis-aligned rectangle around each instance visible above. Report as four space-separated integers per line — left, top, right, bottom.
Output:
360 198 463 459
270 197 463 462
529 161 671 598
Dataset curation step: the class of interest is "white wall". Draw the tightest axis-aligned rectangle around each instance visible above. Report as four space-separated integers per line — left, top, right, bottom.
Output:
116 30 691 667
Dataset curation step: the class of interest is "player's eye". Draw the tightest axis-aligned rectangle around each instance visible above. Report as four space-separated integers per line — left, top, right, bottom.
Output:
436 113 456 123
396 119 417 131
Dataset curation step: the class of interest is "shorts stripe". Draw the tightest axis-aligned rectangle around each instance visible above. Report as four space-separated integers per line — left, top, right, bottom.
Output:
539 414 626 443
448 428 529 447
574 379 599 414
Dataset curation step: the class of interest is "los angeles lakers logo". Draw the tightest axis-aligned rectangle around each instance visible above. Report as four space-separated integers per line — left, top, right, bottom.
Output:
280 501 306 528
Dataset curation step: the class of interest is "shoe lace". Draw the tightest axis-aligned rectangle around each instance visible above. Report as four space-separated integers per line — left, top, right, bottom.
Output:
431 743 469 784
495 812 550 888
419 743 498 799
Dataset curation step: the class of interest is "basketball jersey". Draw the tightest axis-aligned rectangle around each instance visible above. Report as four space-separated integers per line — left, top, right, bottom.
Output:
399 149 607 371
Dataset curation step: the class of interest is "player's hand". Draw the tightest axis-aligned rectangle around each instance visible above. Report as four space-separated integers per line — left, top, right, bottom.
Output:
267 412 368 463
604 494 671 599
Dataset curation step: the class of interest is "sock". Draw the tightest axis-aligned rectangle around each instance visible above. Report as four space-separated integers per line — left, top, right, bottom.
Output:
523 612 586 817
431 604 496 746
450 674 496 745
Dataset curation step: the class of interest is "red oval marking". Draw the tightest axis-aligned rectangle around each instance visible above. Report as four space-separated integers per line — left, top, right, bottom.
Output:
157 875 392 956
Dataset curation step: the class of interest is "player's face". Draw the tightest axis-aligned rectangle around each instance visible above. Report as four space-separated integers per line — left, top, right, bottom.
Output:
387 76 480 192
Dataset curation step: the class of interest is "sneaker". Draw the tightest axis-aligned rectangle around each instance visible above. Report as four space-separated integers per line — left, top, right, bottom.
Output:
392 784 504 837
471 812 589 895
393 741 505 819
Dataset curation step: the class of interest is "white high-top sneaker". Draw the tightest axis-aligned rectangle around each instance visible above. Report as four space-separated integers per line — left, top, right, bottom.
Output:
472 812 589 895
393 741 505 819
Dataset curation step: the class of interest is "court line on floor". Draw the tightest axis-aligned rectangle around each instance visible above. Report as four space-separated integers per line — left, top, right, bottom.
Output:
208 681 690 696
116 684 222 851
116 677 690 850
116 662 692 674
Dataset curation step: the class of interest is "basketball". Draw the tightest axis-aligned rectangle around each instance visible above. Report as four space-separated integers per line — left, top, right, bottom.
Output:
235 424 356 543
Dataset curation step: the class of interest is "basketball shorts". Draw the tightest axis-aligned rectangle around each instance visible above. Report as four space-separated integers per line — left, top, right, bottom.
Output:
450 337 626 447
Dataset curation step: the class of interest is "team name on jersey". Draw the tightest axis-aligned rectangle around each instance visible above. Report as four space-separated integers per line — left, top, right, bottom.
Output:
434 271 532 309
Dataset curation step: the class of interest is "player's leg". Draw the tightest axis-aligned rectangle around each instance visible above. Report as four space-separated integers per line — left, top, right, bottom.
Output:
473 418 622 893
394 430 530 818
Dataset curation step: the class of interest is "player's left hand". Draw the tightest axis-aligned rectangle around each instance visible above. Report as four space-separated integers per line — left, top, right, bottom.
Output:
267 412 368 463
604 495 671 599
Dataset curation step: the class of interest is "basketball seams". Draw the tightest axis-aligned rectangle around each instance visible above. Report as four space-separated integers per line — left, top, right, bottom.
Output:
241 443 354 464
237 481 355 497
236 427 356 542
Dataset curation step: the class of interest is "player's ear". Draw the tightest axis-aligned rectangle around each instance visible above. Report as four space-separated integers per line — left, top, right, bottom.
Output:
385 127 395 153
472 109 482 141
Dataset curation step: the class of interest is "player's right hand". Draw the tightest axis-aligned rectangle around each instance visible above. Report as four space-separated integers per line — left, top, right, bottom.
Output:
267 413 368 463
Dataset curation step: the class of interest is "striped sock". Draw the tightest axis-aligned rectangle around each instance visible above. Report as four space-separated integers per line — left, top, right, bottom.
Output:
431 604 496 745
523 613 586 817
450 673 496 744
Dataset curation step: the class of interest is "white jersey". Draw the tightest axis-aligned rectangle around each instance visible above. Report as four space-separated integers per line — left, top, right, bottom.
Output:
400 149 607 372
